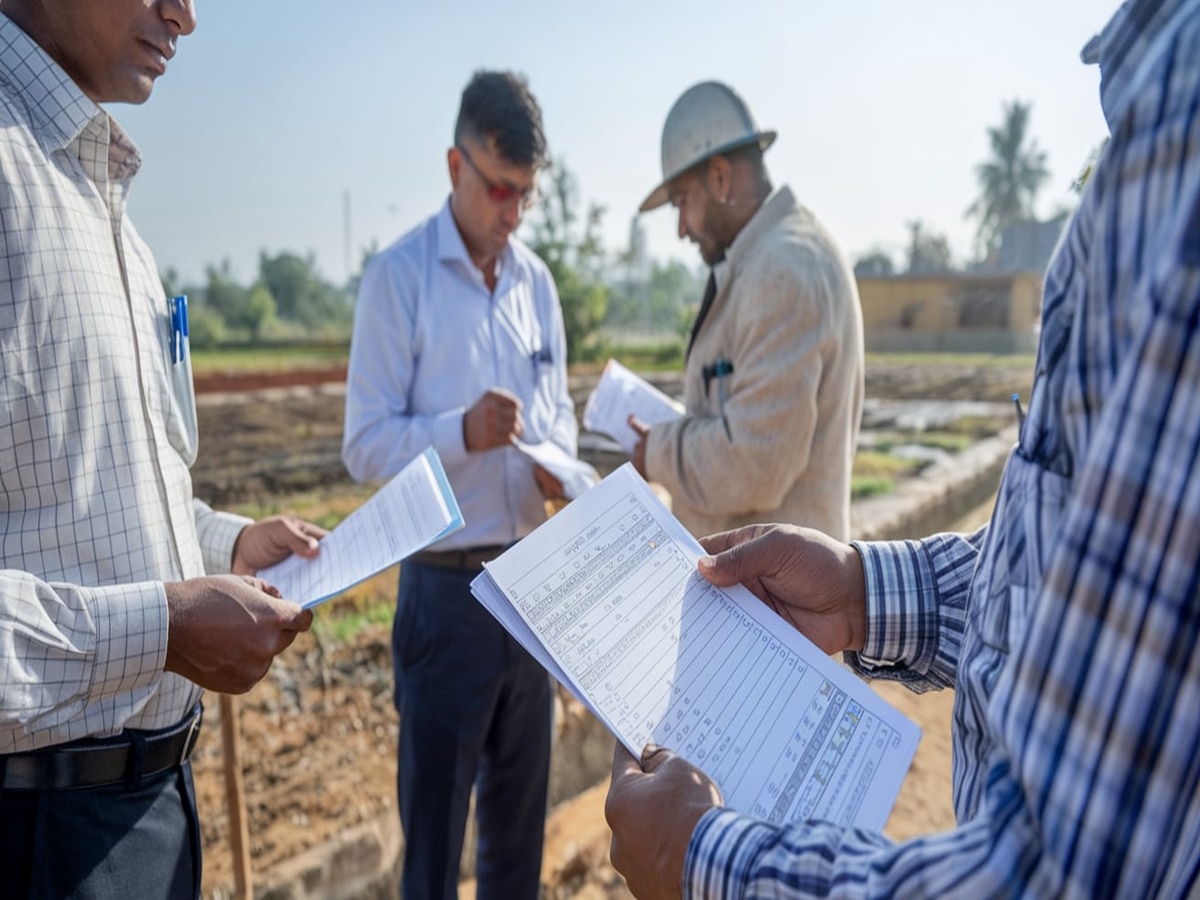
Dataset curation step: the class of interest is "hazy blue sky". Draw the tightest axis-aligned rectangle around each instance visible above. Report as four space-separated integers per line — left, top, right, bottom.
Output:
116 1 1115 287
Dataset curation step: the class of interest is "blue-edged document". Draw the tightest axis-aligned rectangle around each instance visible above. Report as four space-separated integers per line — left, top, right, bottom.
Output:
471 464 920 830
258 447 463 609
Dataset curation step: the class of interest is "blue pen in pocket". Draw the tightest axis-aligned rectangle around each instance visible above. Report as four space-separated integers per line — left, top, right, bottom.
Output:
169 294 189 365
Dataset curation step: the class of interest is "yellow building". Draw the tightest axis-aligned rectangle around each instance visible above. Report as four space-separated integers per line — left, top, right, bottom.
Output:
855 271 1043 353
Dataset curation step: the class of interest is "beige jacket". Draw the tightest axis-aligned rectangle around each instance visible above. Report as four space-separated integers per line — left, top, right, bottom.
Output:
646 186 864 540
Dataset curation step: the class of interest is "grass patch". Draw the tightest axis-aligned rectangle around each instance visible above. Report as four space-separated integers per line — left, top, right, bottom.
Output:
866 351 1036 370
853 450 921 479
871 430 973 454
313 596 395 643
192 344 348 375
852 475 895 499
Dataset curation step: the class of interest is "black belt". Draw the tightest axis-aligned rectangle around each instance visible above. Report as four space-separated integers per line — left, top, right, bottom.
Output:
0 706 203 792
411 544 508 571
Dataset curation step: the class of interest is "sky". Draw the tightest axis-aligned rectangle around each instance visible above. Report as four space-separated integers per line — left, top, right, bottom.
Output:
116 0 1116 288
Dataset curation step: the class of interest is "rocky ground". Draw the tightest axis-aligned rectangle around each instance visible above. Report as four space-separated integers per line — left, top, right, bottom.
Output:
188 356 1033 898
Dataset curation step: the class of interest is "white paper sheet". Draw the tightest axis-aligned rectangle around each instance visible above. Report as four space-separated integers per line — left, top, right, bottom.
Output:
581 359 684 455
471 464 920 830
258 447 463 609
513 440 599 500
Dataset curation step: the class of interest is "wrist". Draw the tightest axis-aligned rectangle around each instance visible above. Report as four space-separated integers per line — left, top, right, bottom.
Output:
845 544 868 652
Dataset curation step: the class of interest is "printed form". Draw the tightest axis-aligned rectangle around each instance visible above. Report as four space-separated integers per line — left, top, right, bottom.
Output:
259 447 463 609
472 464 920 830
582 358 684 455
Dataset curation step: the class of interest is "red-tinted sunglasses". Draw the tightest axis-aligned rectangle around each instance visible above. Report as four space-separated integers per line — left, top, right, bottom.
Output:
456 143 537 210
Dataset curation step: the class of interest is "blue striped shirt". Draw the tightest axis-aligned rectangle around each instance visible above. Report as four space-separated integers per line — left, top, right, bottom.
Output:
685 2 1200 895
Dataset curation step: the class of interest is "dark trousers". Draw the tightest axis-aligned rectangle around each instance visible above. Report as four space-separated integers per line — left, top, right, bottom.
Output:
0 761 201 899
394 561 552 900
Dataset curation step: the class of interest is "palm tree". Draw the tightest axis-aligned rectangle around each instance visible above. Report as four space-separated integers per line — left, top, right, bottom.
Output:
966 100 1050 260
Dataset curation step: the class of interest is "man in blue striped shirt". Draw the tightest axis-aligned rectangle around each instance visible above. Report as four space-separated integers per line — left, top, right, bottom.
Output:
606 1 1200 896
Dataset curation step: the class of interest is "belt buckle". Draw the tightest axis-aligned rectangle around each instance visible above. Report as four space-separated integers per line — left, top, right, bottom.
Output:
179 711 202 766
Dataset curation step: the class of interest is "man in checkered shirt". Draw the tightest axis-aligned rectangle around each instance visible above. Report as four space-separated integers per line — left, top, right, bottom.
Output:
607 0 1200 897
0 2 327 897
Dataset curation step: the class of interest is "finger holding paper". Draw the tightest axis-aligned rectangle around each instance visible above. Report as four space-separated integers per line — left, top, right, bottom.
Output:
232 514 327 576
697 524 868 656
606 743 723 900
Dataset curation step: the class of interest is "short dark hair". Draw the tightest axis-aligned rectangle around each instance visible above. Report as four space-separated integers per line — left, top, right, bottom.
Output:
454 70 548 170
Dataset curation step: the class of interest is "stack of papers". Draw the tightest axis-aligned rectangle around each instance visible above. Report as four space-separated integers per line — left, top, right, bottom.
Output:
582 358 684 455
470 463 920 829
258 447 463 609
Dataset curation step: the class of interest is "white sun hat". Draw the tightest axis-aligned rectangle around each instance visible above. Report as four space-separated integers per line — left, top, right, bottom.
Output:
639 80 776 212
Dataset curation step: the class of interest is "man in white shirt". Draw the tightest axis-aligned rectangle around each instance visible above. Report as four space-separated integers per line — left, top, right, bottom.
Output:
343 70 577 899
0 3 324 897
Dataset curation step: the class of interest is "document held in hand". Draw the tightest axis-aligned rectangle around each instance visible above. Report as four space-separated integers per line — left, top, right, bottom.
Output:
470 464 920 830
582 358 684 455
258 447 463 609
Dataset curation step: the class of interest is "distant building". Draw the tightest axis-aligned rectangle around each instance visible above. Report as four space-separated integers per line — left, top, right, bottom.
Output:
854 214 1068 354
979 214 1069 275
856 272 1043 353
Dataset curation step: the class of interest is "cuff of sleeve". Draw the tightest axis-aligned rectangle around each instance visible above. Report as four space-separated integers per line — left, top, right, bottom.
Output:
845 540 939 682
432 407 469 468
684 808 777 900
87 581 170 702
196 508 254 575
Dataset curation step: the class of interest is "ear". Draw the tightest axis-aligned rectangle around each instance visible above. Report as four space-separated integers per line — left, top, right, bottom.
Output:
707 156 733 200
448 146 462 189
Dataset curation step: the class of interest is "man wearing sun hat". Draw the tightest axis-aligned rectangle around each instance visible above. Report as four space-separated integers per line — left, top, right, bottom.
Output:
628 80 865 541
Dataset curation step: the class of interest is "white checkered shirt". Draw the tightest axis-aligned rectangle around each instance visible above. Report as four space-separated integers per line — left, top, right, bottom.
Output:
685 1 1200 896
0 14 249 754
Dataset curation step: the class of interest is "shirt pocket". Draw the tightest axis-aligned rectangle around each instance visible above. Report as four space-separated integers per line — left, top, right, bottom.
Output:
969 449 1072 654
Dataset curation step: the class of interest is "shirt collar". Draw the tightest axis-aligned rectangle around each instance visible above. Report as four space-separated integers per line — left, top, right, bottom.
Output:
714 185 797 292
0 13 142 186
1 13 103 152
435 197 522 282
1081 0 1197 131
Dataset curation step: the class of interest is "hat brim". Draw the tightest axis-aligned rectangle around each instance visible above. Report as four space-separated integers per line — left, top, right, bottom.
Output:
638 130 776 212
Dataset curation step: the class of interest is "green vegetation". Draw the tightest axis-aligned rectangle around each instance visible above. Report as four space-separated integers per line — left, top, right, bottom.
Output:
191 344 349 375
851 476 896 499
313 596 395 644
865 351 1037 370
871 431 974 454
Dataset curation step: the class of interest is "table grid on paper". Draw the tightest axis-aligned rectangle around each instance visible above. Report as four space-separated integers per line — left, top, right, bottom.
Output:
506 489 903 825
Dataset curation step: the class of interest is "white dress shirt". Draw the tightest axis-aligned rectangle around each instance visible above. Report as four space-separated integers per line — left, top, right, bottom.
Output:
0 15 248 754
342 199 577 549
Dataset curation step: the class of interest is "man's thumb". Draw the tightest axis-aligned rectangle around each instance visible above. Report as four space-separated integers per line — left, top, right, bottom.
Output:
697 550 742 587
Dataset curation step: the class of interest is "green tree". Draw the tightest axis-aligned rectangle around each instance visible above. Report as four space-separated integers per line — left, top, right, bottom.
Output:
527 163 609 360
234 282 277 341
966 100 1050 259
202 259 248 326
854 250 895 277
257 250 352 334
905 220 953 274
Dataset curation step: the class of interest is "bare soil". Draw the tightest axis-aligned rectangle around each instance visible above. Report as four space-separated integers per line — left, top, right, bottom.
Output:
189 358 1031 898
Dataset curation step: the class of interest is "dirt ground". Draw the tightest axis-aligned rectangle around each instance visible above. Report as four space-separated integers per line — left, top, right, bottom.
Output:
188 358 1030 898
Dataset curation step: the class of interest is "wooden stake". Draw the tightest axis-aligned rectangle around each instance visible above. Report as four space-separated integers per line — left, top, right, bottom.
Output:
219 693 253 899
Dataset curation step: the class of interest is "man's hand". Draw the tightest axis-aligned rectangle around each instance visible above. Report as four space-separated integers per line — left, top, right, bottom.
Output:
164 575 314 694
698 524 868 655
532 463 564 500
606 743 723 900
232 515 326 576
628 414 650 478
464 387 525 452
